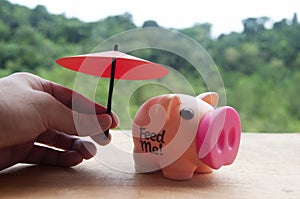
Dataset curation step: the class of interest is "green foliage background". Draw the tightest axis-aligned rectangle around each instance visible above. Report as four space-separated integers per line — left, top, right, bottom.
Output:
1 0 299 132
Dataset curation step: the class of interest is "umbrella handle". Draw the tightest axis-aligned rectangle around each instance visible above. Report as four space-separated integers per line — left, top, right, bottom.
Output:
104 45 118 139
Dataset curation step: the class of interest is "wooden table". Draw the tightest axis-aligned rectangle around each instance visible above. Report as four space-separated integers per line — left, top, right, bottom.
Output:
0 133 299 199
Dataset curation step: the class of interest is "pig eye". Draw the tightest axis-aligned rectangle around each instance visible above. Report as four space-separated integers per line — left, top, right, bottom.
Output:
180 107 194 120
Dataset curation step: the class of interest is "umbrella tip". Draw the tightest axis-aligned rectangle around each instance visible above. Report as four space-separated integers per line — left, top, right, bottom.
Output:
114 44 119 51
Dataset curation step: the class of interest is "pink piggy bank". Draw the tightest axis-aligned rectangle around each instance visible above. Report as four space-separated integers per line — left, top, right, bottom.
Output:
132 92 241 180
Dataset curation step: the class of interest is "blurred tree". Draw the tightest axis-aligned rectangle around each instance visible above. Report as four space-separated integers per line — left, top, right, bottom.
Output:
89 13 136 44
273 18 288 31
29 5 51 27
242 17 269 34
142 20 159 27
0 20 10 40
292 13 298 25
180 23 212 48
287 72 300 120
13 26 42 45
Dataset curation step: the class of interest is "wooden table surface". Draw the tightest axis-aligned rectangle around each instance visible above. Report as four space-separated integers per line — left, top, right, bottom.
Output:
0 133 299 199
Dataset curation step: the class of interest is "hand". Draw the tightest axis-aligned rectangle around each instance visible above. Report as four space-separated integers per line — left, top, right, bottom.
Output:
0 72 118 171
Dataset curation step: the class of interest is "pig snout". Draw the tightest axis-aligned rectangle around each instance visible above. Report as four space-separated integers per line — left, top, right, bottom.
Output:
196 106 241 169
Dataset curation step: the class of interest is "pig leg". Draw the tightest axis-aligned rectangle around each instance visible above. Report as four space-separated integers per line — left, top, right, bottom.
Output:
161 163 197 180
194 163 212 174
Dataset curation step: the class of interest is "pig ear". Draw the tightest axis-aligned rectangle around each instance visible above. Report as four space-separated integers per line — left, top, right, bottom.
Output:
197 92 219 106
159 95 181 120
167 95 181 119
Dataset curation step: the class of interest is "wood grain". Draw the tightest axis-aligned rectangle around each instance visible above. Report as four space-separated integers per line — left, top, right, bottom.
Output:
0 133 299 199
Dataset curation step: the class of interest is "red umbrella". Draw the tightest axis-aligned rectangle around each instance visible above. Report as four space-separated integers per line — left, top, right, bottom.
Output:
56 45 168 142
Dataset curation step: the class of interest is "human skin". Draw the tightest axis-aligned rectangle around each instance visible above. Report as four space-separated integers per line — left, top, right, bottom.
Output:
0 72 118 170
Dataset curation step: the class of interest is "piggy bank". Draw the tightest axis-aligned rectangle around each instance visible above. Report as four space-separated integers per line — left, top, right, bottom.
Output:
132 92 241 180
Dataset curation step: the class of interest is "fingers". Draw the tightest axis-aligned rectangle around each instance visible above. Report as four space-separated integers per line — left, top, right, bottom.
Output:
109 112 119 128
0 147 13 170
0 144 85 169
40 78 106 114
12 73 119 137
23 144 84 167
91 133 112 146
37 130 97 159
36 91 114 136
46 80 119 128
0 141 35 171
24 73 119 131
26 130 98 167
0 131 97 171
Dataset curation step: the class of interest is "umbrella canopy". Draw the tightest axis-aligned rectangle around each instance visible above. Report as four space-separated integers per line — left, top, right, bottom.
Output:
56 51 168 80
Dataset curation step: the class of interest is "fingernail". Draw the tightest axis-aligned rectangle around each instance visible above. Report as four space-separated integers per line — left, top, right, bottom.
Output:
91 133 111 146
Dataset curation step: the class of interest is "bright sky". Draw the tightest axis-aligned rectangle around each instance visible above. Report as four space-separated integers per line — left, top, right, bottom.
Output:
8 0 300 37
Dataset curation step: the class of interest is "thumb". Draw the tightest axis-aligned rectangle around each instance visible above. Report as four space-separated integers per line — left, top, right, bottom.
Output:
39 92 113 136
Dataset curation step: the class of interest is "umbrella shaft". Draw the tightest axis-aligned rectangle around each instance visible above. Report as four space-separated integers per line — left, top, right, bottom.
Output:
107 57 116 114
104 57 116 138
104 45 118 139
